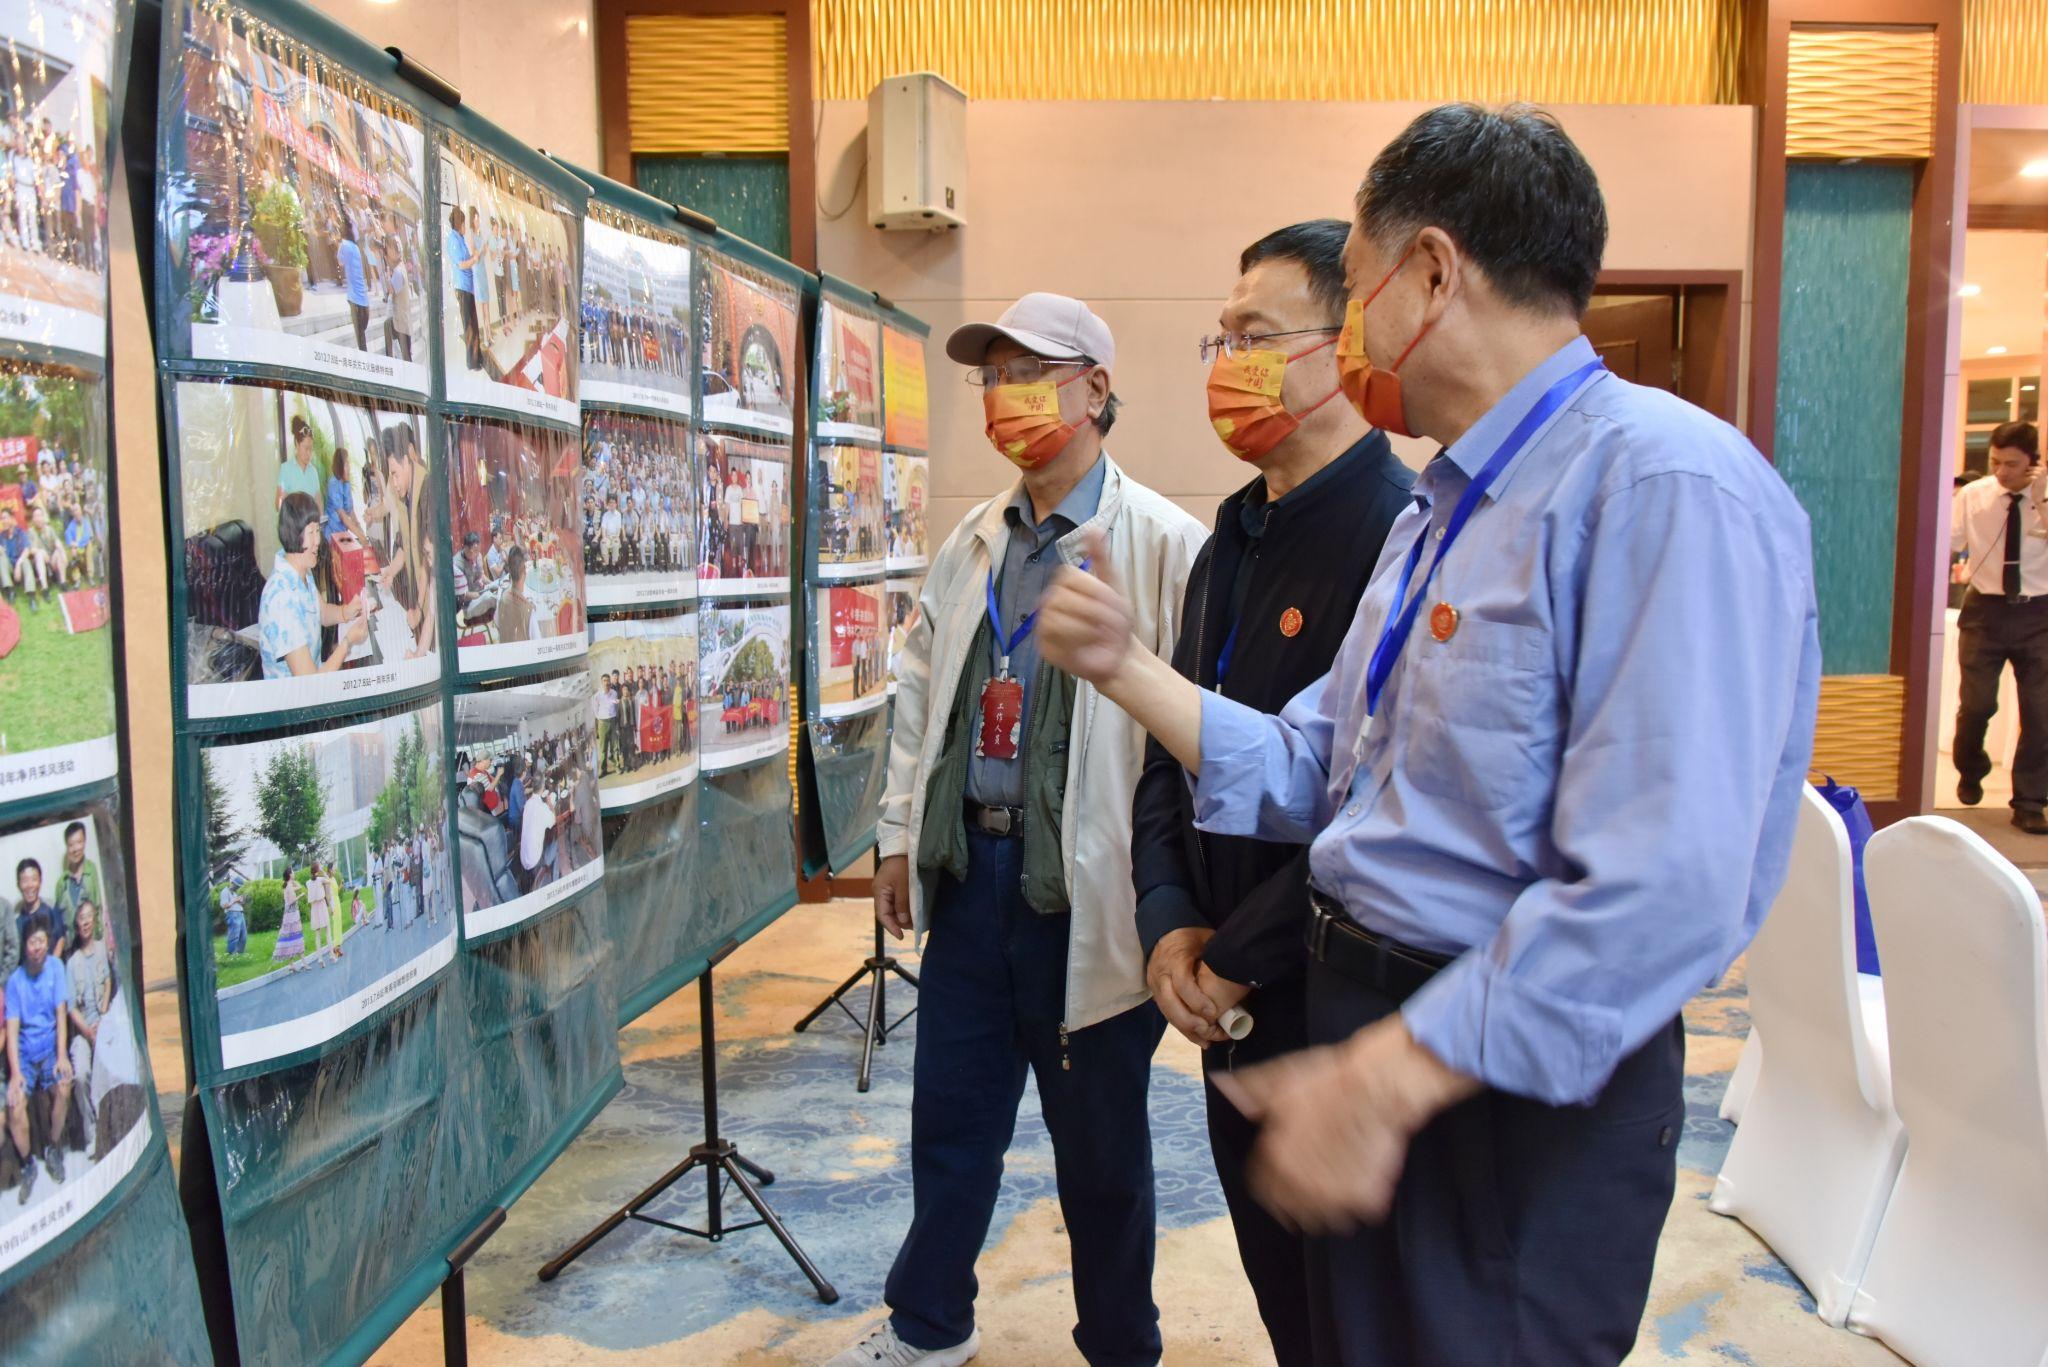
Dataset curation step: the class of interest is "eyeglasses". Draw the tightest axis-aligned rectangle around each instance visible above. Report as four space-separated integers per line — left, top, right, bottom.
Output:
964 356 1094 388
1197 328 1340 364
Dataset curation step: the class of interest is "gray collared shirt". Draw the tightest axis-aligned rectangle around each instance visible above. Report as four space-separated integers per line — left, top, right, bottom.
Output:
965 456 1107 807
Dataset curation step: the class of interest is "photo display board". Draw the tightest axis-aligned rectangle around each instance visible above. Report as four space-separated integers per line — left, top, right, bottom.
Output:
799 288 927 875
0 0 212 1357
155 4 618 1361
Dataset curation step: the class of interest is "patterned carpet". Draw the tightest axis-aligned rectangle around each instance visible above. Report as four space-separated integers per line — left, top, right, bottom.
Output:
148 902 1907 1365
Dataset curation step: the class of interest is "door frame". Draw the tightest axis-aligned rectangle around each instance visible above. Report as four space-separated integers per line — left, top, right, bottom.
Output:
1593 269 1746 425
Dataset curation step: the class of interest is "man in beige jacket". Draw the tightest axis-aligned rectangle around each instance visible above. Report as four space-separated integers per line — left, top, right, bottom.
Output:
827 295 1205 1367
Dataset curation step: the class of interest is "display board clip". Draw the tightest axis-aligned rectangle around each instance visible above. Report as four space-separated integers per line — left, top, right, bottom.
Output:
872 290 895 311
671 203 719 237
387 47 462 107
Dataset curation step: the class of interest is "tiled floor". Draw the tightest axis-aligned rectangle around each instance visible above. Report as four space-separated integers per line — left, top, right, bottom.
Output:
148 902 1907 1365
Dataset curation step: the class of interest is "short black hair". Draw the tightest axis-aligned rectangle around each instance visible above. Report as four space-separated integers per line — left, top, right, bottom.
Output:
63 821 84 842
278 491 321 555
16 857 38 881
1991 420 2040 463
1355 103 1608 317
1239 219 1353 325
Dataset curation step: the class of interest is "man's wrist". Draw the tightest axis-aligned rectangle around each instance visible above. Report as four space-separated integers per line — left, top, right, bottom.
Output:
1343 1018 1481 1135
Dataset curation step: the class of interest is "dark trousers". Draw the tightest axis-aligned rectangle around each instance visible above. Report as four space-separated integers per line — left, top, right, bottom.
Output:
885 830 1165 1367
1203 977 1314 1367
1303 960 1683 1367
1953 591 2048 811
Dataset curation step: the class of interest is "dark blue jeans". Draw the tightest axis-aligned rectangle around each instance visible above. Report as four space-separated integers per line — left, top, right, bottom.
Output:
886 830 1164 1367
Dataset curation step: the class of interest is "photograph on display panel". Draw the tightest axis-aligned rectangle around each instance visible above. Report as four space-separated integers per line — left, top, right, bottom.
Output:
884 451 929 570
438 134 579 426
579 207 691 417
176 379 436 721
163 0 431 392
200 701 456 1071
698 257 796 436
0 365 113 804
815 444 884 579
815 297 881 443
697 431 789 600
0 0 116 358
882 323 929 452
815 581 887 720
698 601 788 773
885 575 922 696
453 672 603 938
581 411 693 609
447 415 587 675
588 611 696 810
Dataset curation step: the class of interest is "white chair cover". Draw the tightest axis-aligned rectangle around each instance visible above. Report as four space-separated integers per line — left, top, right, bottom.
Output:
1709 785 1904 1326
1849 816 2048 1367
1721 1027 1760 1123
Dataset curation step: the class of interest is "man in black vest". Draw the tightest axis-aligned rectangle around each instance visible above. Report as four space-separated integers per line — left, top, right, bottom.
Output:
1128 220 1414 1365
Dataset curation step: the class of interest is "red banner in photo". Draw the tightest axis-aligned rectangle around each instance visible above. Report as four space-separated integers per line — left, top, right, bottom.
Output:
828 586 880 667
639 703 672 753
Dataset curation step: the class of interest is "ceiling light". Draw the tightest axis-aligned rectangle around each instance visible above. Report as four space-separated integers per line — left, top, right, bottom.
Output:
1959 283 1983 297
2023 384 2039 393
1988 345 2009 356
2022 158 2048 179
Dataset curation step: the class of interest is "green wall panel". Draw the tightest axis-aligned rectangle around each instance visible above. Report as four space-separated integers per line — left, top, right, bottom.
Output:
634 155 792 261
1773 161 1915 676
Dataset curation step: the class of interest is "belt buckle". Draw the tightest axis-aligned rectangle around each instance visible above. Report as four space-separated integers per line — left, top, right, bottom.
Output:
1307 902 1333 962
988 807 1013 836
2019 594 2035 606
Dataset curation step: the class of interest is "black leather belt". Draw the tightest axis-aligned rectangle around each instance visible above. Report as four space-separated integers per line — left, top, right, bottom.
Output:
964 799 1025 838
1306 890 1454 1004
1967 588 2041 607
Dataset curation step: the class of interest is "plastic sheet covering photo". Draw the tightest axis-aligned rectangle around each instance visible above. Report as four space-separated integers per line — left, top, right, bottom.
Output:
599 785 699 1024
577 201 693 420
0 790 209 1361
803 708 890 875
698 759 798 950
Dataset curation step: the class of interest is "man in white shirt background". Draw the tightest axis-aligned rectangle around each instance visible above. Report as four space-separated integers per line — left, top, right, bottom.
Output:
1950 420 2048 832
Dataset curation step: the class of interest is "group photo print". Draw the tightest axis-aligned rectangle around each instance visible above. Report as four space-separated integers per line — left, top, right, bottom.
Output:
0 0 115 358
815 581 887 719
588 611 698 810
164 0 430 392
815 297 881 442
453 672 603 937
582 410 694 609
579 208 692 416
448 416 588 675
884 576 921 696
176 378 437 720
884 451 929 570
438 135 580 426
697 602 788 773
816 444 885 577
0 805 151 1277
698 431 791 598
0 364 114 805
200 702 456 1072
698 258 797 436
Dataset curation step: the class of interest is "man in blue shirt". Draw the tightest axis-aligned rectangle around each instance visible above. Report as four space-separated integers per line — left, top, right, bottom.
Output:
446 205 480 370
1039 104 1820 1364
6 915 72 1205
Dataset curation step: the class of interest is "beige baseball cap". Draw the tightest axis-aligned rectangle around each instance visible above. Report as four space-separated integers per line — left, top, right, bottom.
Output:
945 292 1115 371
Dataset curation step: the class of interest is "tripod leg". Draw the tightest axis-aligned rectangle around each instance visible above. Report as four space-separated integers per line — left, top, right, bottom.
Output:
857 964 884 1093
874 964 889 1048
538 1153 705 1281
734 1152 775 1186
794 963 870 1033
889 960 921 989
724 1158 839 1304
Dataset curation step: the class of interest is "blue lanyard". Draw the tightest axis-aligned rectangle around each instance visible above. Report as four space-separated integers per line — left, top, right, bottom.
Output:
986 554 1090 676
1364 359 1604 715
1214 620 1240 691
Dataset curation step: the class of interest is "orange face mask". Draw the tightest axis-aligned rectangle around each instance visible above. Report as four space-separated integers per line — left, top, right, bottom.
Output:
983 368 1093 470
1206 335 1340 463
1335 244 1434 439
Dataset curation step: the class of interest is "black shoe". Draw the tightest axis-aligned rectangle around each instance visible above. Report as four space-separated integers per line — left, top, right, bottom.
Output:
1959 775 1985 806
2013 809 2048 836
42 1146 63 1184
16 1156 34 1205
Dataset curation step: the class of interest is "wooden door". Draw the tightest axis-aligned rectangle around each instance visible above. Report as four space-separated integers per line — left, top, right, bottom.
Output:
1582 295 1678 391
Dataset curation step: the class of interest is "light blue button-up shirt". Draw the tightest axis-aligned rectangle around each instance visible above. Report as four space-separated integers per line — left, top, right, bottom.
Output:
1192 336 1822 1106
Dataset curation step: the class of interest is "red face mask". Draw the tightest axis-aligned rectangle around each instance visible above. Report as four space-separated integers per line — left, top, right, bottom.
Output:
1205 335 1340 463
983 368 1094 470
1335 243 1435 439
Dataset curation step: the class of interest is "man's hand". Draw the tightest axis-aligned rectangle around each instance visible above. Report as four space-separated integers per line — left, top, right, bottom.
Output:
54 1056 71 1083
1148 926 1225 1046
874 854 912 941
1194 963 1250 1015
1212 1016 1479 1231
5 1074 20 1108
1038 529 1135 689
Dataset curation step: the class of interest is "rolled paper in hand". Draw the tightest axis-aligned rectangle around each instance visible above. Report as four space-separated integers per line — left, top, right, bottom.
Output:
1217 1006 1253 1041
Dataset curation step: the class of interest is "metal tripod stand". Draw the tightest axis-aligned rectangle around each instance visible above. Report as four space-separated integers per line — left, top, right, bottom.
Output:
792 921 919 1092
537 968 837 1303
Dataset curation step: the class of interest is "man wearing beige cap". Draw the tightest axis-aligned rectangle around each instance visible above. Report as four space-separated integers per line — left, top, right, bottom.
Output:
826 294 1205 1367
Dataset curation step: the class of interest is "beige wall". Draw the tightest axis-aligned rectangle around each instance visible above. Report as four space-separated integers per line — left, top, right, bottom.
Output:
813 100 1758 540
120 0 598 986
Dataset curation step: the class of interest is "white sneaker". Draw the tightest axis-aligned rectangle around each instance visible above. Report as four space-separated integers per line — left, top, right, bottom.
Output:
821 1320 980 1367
